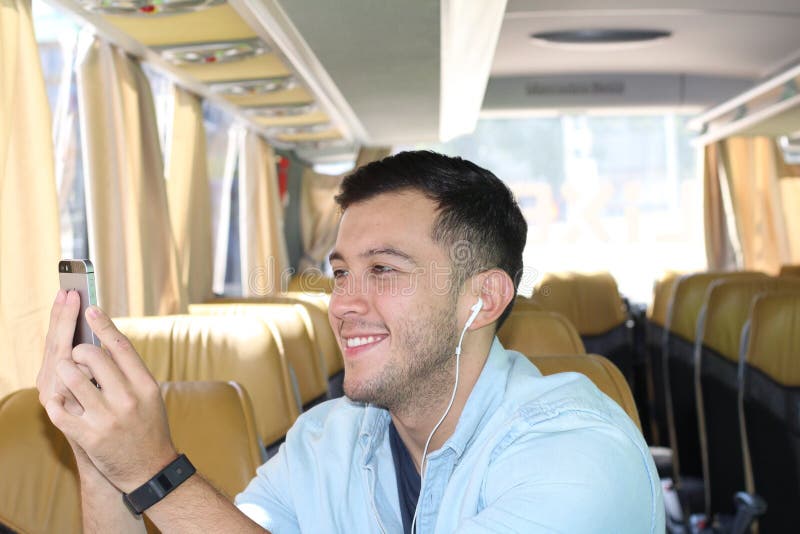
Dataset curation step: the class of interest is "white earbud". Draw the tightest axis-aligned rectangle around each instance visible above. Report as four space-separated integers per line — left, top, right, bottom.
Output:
464 297 483 331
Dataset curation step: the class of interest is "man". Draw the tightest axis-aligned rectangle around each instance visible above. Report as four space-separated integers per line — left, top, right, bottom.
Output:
38 151 664 533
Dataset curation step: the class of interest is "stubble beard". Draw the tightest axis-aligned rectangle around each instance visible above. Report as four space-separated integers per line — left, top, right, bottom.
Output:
344 300 460 416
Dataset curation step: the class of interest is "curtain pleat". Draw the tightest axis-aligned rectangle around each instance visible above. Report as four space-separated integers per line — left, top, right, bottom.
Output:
297 146 391 272
719 137 796 273
0 0 61 396
298 168 344 272
238 130 289 296
76 34 182 317
703 143 737 270
165 85 212 305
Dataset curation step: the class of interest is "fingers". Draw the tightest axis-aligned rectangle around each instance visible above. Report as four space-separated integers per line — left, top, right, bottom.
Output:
54 290 81 348
44 394 80 441
85 306 152 384
56 359 104 414
39 290 80 403
72 343 128 399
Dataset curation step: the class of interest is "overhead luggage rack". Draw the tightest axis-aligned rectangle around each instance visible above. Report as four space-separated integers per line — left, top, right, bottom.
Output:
689 62 800 146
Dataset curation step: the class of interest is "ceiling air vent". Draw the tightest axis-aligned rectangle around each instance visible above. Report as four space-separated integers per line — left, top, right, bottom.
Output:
246 103 317 117
530 29 671 50
209 77 297 96
157 38 268 65
79 0 224 16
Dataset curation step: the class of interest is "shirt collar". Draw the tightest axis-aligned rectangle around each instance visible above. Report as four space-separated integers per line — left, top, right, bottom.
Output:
357 337 511 464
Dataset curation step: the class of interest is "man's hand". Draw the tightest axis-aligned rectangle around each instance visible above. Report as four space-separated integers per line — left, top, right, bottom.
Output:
43 305 178 493
38 290 87 417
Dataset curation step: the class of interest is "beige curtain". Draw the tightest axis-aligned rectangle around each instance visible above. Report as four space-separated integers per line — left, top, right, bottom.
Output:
238 130 289 296
297 146 391 272
718 137 798 273
774 147 800 264
0 0 61 397
76 34 183 317
298 167 345 272
165 86 213 305
703 143 737 270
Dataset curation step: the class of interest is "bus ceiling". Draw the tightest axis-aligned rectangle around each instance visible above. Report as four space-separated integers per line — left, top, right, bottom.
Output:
39 0 800 157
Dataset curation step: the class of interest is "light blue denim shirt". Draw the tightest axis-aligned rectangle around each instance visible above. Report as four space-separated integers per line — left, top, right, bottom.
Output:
235 339 665 533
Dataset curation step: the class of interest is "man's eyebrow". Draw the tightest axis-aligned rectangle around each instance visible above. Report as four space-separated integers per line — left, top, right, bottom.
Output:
361 247 417 264
328 247 417 265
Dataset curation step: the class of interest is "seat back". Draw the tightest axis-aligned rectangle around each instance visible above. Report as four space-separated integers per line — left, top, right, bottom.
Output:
778 264 800 278
498 309 586 356
511 296 542 311
646 271 683 447
531 272 633 387
697 277 800 517
286 273 334 293
528 353 641 431
0 382 263 534
0 388 81 534
189 303 329 408
532 271 627 335
115 315 298 447
740 291 800 533
663 271 765 480
160 381 264 500
210 294 344 392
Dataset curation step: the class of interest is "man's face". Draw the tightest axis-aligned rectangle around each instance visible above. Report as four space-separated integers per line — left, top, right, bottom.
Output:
328 190 461 410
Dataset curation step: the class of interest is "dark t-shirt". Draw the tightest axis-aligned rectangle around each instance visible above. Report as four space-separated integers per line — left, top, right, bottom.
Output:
388 421 421 534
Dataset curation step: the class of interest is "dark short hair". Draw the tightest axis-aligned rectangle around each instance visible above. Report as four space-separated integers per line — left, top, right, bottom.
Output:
335 150 527 329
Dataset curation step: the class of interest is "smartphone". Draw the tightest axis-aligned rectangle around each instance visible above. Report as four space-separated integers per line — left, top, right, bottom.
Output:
59 259 100 347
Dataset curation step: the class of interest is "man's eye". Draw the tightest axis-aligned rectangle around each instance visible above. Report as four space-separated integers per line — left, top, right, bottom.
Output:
332 269 348 279
371 265 395 275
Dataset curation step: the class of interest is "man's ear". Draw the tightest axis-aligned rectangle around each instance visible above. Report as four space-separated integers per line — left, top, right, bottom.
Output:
464 269 515 331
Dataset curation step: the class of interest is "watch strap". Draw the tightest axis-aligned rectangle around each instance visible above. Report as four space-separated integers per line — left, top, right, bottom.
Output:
122 453 196 516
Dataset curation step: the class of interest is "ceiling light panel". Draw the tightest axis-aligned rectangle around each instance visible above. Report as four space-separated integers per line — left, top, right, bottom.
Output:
157 38 268 65
246 102 317 117
81 0 224 16
209 76 296 95
103 4 256 46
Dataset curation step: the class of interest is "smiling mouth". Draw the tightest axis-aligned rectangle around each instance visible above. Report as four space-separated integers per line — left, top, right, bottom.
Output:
343 335 387 349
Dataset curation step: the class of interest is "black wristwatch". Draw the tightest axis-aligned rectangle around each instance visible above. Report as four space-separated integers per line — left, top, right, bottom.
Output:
122 454 196 516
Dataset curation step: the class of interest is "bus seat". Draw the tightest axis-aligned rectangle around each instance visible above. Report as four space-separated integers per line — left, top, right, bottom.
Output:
0 388 81 534
696 277 800 519
646 271 683 447
530 272 634 398
210 295 344 397
159 381 265 500
189 303 329 409
115 315 299 449
0 382 264 534
739 291 800 533
511 296 542 311
663 271 765 487
528 353 641 431
498 309 586 356
778 264 800 278
286 273 334 293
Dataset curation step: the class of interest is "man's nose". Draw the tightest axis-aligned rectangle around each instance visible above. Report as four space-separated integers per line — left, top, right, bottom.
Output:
329 274 370 319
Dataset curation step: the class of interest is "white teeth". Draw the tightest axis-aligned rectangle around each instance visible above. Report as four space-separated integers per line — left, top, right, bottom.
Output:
346 336 380 348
